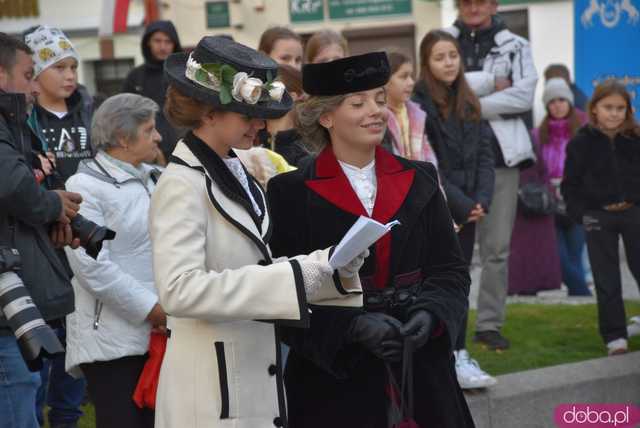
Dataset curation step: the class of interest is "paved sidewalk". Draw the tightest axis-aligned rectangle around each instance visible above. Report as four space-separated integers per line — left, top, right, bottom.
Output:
468 249 639 310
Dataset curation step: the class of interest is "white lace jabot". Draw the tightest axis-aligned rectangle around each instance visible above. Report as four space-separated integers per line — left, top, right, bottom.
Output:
338 159 377 216
223 157 262 217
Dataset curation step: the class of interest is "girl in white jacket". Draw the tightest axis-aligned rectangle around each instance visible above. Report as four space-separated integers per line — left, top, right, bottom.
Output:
64 93 164 428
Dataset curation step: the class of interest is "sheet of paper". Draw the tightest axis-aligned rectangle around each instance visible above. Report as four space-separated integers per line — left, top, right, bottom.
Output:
329 216 401 269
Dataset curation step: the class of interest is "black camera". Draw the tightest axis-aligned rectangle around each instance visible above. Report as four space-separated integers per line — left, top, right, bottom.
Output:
70 215 116 259
31 150 116 259
0 247 64 371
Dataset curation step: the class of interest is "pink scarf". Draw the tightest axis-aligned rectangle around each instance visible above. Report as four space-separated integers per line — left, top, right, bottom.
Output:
386 100 438 167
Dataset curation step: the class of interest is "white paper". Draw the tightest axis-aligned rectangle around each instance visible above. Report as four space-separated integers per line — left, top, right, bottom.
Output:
329 216 401 269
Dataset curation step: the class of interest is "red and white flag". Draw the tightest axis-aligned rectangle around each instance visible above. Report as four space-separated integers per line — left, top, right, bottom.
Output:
99 0 131 37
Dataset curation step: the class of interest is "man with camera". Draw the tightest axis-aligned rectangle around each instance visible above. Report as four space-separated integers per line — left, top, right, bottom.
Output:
0 33 83 428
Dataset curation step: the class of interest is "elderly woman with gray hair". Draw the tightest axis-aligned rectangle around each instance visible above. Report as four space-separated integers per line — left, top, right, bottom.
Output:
63 93 164 428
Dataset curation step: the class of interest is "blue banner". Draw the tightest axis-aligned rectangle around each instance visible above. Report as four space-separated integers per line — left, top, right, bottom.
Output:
574 0 640 119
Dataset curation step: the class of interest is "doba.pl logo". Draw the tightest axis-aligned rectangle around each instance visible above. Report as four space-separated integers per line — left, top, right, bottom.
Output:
555 404 640 427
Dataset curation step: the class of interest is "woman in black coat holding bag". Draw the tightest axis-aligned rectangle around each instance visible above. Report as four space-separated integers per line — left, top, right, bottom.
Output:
267 52 474 427
412 30 495 390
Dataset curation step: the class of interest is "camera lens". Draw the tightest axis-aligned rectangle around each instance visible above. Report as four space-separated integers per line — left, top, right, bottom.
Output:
0 270 64 371
70 215 116 259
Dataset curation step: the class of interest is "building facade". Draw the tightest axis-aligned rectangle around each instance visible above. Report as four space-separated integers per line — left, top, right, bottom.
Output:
1 0 575 124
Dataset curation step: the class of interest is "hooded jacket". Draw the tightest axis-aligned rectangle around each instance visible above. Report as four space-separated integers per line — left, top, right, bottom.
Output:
29 90 93 181
0 92 74 333
561 125 640 222
444 16 537 169
122 20 182 159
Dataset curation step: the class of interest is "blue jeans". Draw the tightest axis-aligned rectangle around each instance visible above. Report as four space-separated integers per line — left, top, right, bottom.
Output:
35 328 85 426
0 335 41 428
556 224 592 296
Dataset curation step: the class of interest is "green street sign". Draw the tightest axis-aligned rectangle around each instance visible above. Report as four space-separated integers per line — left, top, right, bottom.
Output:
206 1 230 28
328 0 412 19
290 0 325 22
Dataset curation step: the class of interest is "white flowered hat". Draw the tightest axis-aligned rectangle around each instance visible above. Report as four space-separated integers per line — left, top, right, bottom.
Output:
164 36 292 119
24 25 80 78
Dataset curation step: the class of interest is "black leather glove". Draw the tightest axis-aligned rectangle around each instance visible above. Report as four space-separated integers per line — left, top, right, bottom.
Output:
345 312 403 362
399 310 434 349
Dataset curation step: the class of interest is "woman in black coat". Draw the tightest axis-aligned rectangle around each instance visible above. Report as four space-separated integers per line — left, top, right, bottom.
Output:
267 53 474 427
412 30 495 389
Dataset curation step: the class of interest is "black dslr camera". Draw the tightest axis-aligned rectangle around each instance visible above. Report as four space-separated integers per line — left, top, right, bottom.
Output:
68 215 116 259
0 247 64 371
32 151 116 259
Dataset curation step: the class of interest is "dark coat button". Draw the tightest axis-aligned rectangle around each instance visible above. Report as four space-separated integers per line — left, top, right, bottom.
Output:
268 364 277 376
273 416 283 427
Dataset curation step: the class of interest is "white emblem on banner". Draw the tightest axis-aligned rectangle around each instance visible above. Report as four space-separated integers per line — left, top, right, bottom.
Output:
581 0 639 28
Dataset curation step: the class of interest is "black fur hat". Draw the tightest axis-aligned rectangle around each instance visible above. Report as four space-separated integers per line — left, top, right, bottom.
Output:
302 52 391 96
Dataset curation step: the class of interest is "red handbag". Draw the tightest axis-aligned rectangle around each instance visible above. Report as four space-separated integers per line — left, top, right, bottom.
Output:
133 331 167 409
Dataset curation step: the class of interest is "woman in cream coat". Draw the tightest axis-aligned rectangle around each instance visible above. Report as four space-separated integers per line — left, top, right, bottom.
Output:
150 36 365 428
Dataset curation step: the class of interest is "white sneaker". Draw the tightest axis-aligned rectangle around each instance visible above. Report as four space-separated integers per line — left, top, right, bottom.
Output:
628 316 640 338
454 349 497 389
606 338 628 356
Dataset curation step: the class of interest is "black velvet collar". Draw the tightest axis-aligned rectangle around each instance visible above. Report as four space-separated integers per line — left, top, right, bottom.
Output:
182 131 265 231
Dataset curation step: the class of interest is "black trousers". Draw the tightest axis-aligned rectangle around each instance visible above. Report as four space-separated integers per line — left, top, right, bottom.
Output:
583 206 640 343
81 355 154 428
455 222 476 350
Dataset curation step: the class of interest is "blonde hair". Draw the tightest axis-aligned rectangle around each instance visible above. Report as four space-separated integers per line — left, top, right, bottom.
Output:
295 95 346 150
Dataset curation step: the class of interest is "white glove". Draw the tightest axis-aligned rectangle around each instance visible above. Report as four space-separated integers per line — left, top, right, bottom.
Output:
338 249 369 278
300 259 334 298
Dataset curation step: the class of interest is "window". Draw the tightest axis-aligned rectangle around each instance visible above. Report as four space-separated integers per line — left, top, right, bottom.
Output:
499 8 529 39
92 59 135 97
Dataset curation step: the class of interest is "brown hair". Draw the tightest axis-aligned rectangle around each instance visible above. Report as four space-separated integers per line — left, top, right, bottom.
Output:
164 85 217 129
419 30 481 122
386 49 412 75
544 63 571 84
588 79 640 138
258 27 301 55
304 30 348 64
538 105 583 146
0 32 32 73
277 64 303 97
455 0 497 7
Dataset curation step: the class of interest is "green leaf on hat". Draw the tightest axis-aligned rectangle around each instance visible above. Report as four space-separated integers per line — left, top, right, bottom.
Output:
220 64 237 85
195 68 208 84
201 63 222 77
219 85 232 104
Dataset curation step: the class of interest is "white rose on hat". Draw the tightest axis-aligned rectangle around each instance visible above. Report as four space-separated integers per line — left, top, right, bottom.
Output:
268 81 286 103
232 72 263 105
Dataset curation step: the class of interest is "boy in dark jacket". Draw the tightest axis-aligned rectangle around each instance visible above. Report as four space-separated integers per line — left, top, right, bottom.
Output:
122 20 182 163
25 26 93 182
24 25 90 428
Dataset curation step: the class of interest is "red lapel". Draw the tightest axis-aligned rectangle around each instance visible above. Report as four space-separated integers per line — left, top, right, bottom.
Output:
306 146 416 289
370 146 415 225
304 146 368 217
